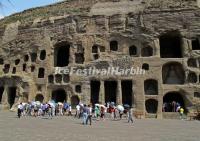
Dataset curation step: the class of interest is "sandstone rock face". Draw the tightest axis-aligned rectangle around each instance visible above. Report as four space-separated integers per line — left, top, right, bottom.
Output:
0 0 200 118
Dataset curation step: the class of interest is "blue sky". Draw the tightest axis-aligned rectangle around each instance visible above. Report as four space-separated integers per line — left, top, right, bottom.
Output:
0 0 62 18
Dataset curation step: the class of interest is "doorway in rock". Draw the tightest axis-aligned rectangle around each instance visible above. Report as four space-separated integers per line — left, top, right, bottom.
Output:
35 94 44 103
145 99 158 114
54 43 70 67
52 89 66 103
163 92 185 112
71 95 80 109
8 87 16 109
121 80 133 106
0 87 4 103
90 81 100 105
105 81 117 104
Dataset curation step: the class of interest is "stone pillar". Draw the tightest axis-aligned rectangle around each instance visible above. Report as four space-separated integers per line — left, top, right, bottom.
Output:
116 80 122 105
1 86 8 105
46 88 52 102
132 81 136 108
99 81 105 104
157 87 163 119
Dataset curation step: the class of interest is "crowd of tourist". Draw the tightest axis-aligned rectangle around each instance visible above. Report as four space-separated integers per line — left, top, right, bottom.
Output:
17 101 134 125
162 101 185 119
162 101 182 112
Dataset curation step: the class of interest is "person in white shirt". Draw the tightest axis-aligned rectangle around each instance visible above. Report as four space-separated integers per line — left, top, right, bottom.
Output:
75 104 80 118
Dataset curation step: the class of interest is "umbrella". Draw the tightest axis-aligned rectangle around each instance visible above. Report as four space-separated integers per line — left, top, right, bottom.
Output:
95 103 100 107
124 104 130 109
99 104 106 108
22 103 27 106
117 105 124 112
48 100 56 107
110 102 115 106
79 103 84 107
35 101 41 105
58 102 63 106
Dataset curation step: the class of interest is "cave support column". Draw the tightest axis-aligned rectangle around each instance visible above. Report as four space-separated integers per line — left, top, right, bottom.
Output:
116 80 122 105
99 81 105 104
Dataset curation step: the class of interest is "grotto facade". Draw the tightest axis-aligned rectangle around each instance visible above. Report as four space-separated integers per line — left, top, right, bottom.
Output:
0 0 200 119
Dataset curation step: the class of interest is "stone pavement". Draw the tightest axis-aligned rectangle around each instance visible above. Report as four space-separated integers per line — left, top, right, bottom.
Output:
0 111 200 141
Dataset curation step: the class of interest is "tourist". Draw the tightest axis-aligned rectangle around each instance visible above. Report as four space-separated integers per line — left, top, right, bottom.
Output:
95 105 100 120
33 104 38 117
82 104 88 125
100 106 105 120
86 104 92 125
179 107 184 120
17 103 23 118
119 110 123 120
68 105 72 116
75 104 80 118
63 102 68 115
42 103 46 116
48 104 53 119
128 107 133 123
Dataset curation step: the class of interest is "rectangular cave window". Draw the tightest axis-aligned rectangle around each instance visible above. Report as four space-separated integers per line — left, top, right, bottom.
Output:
75 85 81 93
30 53 37 62
75 53 84 64
192 38 200 50
54 43 70 67
31 66 35 72
38 68 45 78
3 64 10 73
0 58 4 65
99 46 105 52
160 31 182 58
63 74 70 83
48 75 54 84
12 67 16 74
92 45 98 53
23 64 27 72
194 92 200 98
110 41 118 51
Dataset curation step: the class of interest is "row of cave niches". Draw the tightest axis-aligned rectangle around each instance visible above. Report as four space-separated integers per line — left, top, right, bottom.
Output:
48 74 70 84
92 31 200 59
0 50 46 76
54 31 200 68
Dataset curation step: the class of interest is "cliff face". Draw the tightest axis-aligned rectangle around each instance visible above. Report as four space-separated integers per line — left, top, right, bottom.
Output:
0 0 199 118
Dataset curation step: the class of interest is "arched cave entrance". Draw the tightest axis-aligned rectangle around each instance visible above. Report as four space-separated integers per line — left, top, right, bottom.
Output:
52 89 67 103
163 92 185 112
35 94 44 103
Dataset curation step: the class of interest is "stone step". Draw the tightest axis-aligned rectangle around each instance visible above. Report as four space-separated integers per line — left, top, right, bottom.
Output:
163 112 181 119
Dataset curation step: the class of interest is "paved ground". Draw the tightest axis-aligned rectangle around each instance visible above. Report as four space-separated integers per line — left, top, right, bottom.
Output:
0 111 200 141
